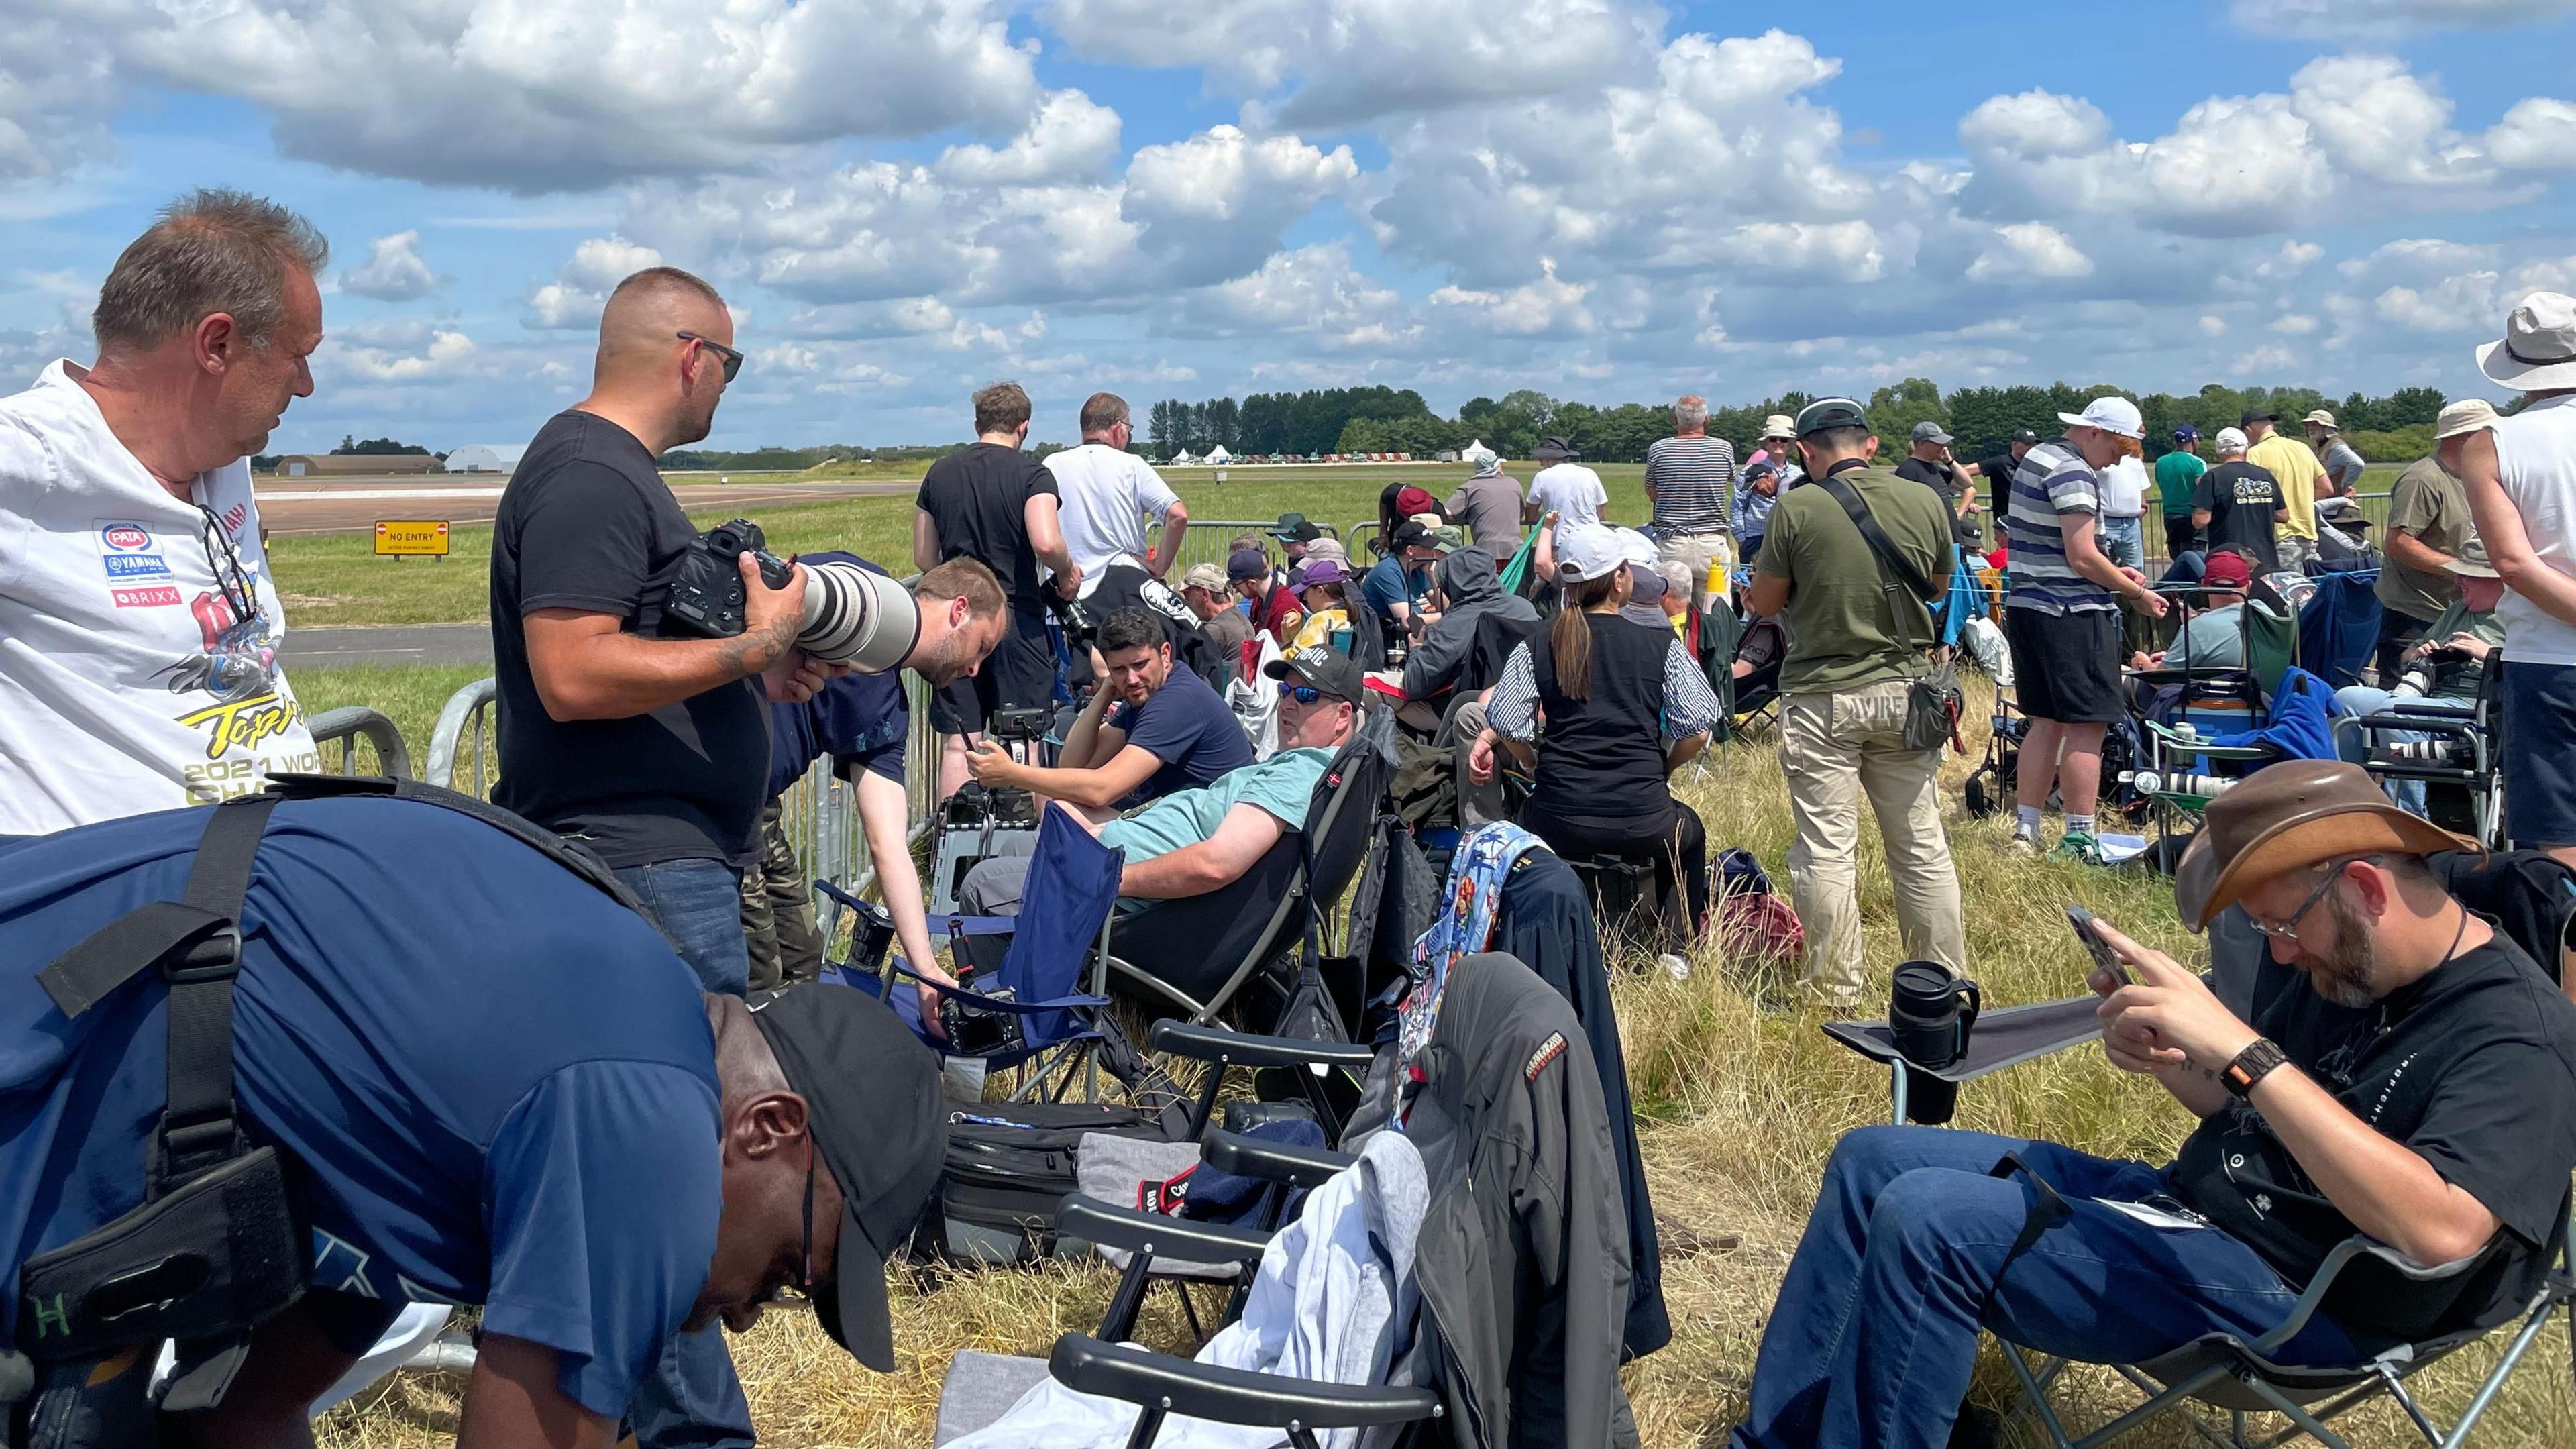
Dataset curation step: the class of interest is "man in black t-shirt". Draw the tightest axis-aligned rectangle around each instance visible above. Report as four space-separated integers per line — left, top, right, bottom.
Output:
914 380 1081 799
1893 421 1982 551
2192 425 2286 574
1727 760 2576 1449
1964 427 2038 523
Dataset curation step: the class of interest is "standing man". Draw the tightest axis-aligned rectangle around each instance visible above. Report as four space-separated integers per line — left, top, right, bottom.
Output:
2373 407 2486 684
2002 397 2170 862
1046 392 1188 586
2457 291 2576 871
1892 421 1982 553
1645 394 1738 610
2157 427 2210 559
916 381 1080 800
1527 435 1609 529
1446 451 1529 555
2244 408 2331 572
2305 409 2369 498
1966 427 2040 525
1743 398 1967 1011
0 189 327 833
2192 427 2285 575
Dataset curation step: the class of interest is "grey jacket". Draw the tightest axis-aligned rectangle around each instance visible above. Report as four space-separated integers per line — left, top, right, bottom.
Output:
1401 549 1538 701
1393 954 1636 1449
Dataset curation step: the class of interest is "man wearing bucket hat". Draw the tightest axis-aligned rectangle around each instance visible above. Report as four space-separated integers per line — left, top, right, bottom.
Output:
1726 759 2576 1449
2459 292 2576 873
2002 396 2171 863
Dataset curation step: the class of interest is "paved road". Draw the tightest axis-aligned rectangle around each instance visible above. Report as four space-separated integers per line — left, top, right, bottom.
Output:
283 623 493 668
255 476 912 536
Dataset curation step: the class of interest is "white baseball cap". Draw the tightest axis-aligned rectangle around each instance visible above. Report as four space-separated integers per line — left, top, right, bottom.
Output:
2478 291 2576 390
2214 427 2250 453
2434 398 2500 440
2057 395 2144 440
1615 527 1658 570
1554 523 1629 584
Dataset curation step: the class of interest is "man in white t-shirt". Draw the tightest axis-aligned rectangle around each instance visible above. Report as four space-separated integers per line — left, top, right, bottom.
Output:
0 189 328 835
2459 291 2576 872
1526 434 1608 529
1044 391 1188 586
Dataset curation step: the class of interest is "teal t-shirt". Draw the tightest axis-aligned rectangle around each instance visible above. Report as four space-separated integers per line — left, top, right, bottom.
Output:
2155 451 2209 516
1097 747 1331 862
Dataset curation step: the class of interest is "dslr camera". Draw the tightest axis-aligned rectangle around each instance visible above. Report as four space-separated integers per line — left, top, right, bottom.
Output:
940 983 1026 1056
2392 645 2464 700
2384 736 2475 768
662 518 920 672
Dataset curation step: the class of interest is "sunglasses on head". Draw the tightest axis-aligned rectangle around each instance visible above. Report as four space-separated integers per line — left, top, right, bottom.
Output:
678 331 745 383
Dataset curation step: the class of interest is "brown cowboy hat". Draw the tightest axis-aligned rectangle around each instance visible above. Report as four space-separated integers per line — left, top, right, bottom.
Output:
2175 760 2480 929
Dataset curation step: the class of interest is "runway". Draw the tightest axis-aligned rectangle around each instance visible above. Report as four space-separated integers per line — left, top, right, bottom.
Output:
254 472 912 535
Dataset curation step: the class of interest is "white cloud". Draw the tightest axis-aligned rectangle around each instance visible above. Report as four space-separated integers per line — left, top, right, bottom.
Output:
2231 0 2576 34
1428 259 1594 337
323 321 479 382
2231 342 2301 375
1966 223 2094 282
2489 97 2576 170
2375 272 2508 331
524 236 663 329
0 17 118 178
937 90 1122 186
2200 314 2229 336
1182 243 1414 350
339 231 442 302
1726 221 1887 282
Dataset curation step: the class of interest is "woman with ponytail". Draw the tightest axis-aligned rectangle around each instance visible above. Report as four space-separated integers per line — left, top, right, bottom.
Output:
1468 523 1724 968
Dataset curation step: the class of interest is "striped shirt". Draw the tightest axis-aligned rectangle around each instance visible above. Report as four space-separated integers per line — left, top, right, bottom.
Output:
2004 440 2116 614
1646 434 1735 533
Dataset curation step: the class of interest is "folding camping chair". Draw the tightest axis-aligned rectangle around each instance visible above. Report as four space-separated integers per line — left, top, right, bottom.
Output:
819 801 1124 1103
1701 604 1786 744
2131 597 2302 867
2351 663 2504 849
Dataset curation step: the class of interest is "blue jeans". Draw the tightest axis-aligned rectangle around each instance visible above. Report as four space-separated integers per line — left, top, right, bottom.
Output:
614 859 756 1448
2100 515 2144 570
617 859 753 997
1729 1126 2352 1449
2332 686 2473 814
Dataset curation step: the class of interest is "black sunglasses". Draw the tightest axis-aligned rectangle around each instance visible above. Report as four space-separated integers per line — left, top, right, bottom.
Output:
678 331 745 383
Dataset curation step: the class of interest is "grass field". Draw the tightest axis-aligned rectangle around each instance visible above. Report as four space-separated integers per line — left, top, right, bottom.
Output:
307 669 2574 1449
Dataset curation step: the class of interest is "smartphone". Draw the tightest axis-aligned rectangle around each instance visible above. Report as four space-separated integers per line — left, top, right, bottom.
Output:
2066 904 2131 984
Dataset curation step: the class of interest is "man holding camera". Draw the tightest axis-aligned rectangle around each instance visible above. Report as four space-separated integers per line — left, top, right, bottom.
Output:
2333 538 2506 813
965 606 1252 820
916 382 1081 800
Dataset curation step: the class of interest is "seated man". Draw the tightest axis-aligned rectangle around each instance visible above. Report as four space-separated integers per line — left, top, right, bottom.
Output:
1400 545 1537 703
1360 519 1450 637
2334 537 2507 812
1 794 943 1444
2129 546 2255 672
1230 546 1303 647
967 606 1253 820
1179 560 1256 668
1728 760 2576 1449
957 647 1362 918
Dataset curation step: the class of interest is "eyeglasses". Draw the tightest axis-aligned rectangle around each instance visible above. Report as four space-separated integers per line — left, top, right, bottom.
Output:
2249 858 2363 943
1276 682 1323 704
678 331 745 383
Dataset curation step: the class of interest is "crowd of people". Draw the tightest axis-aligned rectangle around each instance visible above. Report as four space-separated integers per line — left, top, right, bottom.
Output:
7 187 2576 1449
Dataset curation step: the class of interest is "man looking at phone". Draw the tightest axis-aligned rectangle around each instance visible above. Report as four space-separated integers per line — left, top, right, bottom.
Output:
1725 759 2576 1449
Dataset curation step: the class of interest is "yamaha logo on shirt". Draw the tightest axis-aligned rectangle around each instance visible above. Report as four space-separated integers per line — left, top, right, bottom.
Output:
95 519 172 580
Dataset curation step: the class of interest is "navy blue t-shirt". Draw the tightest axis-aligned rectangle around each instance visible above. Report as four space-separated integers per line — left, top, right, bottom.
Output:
1102 667 1255 804
766 553 912 799
0 799 720 1418
1360 556 1427 623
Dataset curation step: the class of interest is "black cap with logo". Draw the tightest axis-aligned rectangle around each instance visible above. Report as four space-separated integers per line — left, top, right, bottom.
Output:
1794 397 1872 437
749 984 947 1373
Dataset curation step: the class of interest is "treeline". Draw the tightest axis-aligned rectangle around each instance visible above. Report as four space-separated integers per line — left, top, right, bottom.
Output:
1148 380 2465 466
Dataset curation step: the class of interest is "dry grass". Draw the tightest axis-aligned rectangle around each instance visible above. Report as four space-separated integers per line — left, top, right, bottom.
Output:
322 676 2573 1449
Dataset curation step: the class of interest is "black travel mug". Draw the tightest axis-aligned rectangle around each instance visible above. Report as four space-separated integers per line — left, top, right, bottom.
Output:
1888 961 1982 1125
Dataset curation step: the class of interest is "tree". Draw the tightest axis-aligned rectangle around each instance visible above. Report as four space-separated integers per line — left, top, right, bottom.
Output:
334 436 429 456
1866 378 1947 462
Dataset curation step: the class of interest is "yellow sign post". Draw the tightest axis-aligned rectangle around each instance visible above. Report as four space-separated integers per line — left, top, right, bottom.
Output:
374 519 450 559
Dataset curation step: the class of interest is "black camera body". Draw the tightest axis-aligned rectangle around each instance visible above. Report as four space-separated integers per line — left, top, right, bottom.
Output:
664 518 793 638
989 706 1051 743
941 780 1038 830
941 985 1026 1055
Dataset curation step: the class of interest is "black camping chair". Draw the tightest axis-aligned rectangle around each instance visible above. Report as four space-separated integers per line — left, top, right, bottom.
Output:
1102 707 1397 1028
2351 660 2505 849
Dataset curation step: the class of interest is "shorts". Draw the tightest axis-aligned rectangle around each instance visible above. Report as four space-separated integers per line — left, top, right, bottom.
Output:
930 610 1059 735
2004 606 2123 724
2502 662 2576 847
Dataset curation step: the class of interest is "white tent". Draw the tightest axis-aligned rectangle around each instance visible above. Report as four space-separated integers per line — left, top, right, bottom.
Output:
1203 445 1234 466
445 443 526 473
1172 450 1197 465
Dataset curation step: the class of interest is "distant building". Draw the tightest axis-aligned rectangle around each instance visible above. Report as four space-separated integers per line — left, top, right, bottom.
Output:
276 454 443 478
445 443 527 474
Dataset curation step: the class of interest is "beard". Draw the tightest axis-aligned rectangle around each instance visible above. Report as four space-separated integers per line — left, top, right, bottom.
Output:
2308 892 2383 1008
906 630 975 686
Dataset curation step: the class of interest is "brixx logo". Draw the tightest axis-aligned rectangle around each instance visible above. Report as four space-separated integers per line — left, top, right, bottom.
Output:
112 585 183 608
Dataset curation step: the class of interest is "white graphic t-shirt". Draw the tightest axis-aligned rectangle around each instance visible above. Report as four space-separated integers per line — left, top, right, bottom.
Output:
0 360 317 834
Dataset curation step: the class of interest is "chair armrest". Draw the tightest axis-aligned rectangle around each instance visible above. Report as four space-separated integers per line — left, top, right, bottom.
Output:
892 967 1108 1015
1046 1336 1442 1430
2249 1233 2489 1353
1150 1021 1377 1071
1055 1197 1271 1268
815 879 1021 938
1202 1129 1354 1189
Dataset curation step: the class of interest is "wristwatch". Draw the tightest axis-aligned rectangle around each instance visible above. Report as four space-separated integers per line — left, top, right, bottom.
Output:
2222 1038 2290 1100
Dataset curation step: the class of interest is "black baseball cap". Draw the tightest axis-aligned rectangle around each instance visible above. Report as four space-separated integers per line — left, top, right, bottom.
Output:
749 984 948 1373
1271 513 1321 544
2240 407 2279 426
1794 396 1870 437
1265 645 1366 704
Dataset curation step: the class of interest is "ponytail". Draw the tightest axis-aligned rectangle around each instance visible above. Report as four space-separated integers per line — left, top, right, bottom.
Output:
1550 573 1621 701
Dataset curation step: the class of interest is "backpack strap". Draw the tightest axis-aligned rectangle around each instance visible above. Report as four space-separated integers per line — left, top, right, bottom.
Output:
1812 468 1955 654
36 795 280 1195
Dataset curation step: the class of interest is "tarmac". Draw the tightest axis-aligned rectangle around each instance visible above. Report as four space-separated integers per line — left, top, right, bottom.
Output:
254 472 909 536
282 623 494 668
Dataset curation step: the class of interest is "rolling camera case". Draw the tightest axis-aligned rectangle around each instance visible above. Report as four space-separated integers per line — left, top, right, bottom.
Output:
931 1102 1175 1265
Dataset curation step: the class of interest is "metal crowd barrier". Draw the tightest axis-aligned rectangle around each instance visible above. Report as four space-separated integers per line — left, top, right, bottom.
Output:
1168 519 1340 579
423 676 498 798
307 705 411 780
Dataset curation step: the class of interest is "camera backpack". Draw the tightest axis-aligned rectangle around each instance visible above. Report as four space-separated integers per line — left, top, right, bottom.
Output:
927 1101 1178 1265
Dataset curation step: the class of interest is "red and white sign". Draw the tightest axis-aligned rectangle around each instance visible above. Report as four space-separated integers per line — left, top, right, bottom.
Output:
111 585 183 608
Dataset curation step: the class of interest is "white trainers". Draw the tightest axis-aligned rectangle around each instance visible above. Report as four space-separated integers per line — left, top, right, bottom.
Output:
1658 953 1693 981
2006 832 2042 857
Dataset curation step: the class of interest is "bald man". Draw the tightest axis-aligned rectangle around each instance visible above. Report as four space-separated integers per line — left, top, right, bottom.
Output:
488 267 831 1442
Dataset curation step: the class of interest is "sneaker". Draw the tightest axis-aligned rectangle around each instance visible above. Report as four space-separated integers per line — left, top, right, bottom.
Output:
1658 953 1693 981
2006 831 2042 857
2053 830 2102 865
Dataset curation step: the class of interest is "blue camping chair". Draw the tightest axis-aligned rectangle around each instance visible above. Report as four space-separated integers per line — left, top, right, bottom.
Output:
818 802 1124 1100
2298 568 2382 690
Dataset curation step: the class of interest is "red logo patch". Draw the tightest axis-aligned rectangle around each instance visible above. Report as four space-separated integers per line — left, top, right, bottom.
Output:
1523 1032 1568 1082
101 524 151 551
112 585 183 608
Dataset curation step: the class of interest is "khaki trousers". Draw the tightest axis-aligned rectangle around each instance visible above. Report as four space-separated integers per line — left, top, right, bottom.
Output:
1657 529 1736 610
1778 681 1968 1007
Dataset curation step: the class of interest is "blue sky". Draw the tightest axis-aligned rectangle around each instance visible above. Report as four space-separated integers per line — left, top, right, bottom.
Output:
2 0 2571 453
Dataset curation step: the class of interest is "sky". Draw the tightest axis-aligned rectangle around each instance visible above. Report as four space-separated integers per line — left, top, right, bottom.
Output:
1 0 2572 453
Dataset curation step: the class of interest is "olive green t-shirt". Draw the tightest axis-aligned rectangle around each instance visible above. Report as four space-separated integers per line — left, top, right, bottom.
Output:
1758 464 1957 695
2377 455 2476 625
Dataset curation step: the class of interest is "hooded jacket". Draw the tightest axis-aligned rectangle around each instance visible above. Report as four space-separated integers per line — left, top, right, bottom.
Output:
1395 953 1635 1449
1401 549 1539 701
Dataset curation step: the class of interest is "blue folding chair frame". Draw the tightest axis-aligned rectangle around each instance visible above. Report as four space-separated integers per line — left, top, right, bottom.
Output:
818 802 1124 1101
